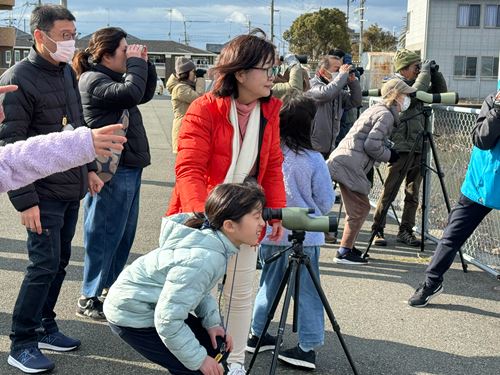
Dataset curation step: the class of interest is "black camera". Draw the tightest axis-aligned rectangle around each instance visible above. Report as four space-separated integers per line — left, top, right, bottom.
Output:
214 336 229 365
349 66 364 77
429 60 439 73
195 68 207 78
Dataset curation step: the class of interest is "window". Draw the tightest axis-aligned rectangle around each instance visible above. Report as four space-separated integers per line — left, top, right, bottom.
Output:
454 56 477 77
485 5 500 27
457 4 481 27
14 50 20 63
23 50 29 59
5 50 11 65
481 56 499 77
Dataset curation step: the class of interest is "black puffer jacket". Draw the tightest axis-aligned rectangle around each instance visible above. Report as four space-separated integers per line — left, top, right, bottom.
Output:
0 47 90 212
78 57 156 168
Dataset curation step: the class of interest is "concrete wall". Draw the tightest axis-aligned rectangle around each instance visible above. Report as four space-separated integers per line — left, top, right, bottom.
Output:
407 0 500 101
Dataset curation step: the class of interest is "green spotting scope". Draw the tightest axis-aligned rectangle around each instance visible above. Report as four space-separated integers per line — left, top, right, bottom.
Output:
361 89 459 105
263 207 337 233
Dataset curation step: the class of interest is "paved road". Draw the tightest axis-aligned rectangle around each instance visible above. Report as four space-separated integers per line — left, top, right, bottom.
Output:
0 97 498 375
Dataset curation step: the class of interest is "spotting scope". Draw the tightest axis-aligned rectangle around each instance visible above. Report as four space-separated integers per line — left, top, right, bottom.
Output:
263 208 337 233
361 89 459 105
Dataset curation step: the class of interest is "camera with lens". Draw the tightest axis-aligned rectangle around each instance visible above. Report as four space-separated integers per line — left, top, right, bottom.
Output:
195 68 207 78
429 60 439 74
349 66 364 78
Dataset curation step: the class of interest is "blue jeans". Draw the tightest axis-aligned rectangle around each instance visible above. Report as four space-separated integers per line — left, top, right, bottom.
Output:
10 199 80 350
425 194 491 287
251 245 324 350
81 166 142 298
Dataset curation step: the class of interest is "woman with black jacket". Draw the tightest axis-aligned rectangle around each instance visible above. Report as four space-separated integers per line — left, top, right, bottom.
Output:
72 27 157 320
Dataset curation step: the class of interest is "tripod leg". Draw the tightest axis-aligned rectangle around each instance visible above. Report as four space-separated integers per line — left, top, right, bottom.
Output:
303 258 359 375
427 134 468 272
293 262 300 333
247 260 292 374
375 167 400 226
268 260 300 375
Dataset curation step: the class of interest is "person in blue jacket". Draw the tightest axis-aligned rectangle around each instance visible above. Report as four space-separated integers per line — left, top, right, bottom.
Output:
408 92 500 307
103 183 267 374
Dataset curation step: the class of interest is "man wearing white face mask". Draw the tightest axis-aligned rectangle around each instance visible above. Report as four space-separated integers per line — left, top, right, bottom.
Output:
371 49 448 247
308 55 362 159
0 5 97 373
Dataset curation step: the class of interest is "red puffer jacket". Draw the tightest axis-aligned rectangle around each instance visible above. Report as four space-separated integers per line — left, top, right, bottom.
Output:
166 92 286 214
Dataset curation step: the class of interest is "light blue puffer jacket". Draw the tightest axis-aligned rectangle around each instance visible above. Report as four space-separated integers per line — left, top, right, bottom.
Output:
103 214 239 371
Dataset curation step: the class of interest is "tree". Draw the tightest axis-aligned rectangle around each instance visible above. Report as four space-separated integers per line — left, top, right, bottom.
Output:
362 24 398 52
283 8 350 61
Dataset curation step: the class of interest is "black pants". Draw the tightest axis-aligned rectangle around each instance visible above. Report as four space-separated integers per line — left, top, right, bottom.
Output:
10 199 80 350
425 194 492 287
109 314 219 375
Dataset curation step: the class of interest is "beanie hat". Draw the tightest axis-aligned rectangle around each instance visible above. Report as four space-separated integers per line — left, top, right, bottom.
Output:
393 49 420 72
175 57 196 75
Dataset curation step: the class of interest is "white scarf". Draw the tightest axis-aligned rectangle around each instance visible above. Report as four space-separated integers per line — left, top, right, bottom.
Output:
224 98 261 183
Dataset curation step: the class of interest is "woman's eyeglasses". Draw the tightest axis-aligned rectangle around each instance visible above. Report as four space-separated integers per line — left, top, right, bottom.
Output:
251 66 280 78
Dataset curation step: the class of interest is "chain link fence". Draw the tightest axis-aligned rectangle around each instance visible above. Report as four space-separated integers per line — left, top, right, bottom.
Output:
367 100 500 277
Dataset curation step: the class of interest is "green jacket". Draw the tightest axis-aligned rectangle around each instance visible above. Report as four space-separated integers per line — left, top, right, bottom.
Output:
103 213 239 371
272 64 304 99
390 71 448 153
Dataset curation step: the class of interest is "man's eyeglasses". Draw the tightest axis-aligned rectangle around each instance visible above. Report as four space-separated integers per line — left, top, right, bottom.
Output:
42 30 79 41
251 66 280 78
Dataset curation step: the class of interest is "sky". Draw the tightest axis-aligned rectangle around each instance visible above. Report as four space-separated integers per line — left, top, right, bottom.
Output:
3 1 407 51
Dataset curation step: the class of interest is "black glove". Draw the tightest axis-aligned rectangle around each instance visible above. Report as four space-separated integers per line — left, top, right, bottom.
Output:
389 149 400 163
195 68 207 78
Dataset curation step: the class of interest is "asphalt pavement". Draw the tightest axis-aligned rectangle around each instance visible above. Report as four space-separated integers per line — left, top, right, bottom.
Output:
0 97 498 375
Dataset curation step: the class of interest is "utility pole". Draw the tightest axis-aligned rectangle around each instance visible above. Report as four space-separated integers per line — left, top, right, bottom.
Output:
247 14 251 33
183 20 188 45
358 0 365 61
60 0 67 8
270 0 274 42
346 0 350 25
167 9 173 39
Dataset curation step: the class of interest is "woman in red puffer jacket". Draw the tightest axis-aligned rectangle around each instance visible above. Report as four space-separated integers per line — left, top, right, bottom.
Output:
166 29 286 374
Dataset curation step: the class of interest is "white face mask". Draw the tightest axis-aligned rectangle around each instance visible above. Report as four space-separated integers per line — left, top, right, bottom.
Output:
400 95 411 111
43 33 76 63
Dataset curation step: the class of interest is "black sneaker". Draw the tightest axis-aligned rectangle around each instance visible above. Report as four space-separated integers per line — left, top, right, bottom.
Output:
76 297 106 321
373 231 387 246
351 246 369 258
334 250 368 265
397 230 421 247
408 283 443 307
8 346 55 373
245 332 277 353
278 345 316 370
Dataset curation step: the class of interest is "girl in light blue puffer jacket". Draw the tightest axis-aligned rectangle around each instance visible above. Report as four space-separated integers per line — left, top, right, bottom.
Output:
103 183 266 375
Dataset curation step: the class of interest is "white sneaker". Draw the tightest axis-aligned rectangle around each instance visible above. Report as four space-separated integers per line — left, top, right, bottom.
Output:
228 362 246 375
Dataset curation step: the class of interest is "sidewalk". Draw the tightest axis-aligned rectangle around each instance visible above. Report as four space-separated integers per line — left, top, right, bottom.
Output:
0 97 498 375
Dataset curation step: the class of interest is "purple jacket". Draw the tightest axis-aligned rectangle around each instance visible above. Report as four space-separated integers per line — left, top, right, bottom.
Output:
0 127 95 193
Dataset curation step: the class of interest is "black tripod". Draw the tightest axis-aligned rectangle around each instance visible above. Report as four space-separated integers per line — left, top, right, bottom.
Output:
362 106 467 272
247 231 359 375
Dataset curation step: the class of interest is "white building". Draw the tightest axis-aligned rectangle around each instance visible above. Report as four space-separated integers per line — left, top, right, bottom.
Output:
405 0 500 101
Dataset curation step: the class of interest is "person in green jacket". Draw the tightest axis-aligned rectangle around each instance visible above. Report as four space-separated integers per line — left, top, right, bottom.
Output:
103 183 267 375
371 49 448 247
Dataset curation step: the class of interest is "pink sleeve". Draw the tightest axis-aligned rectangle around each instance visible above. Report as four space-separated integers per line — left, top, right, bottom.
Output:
0 127 95 193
